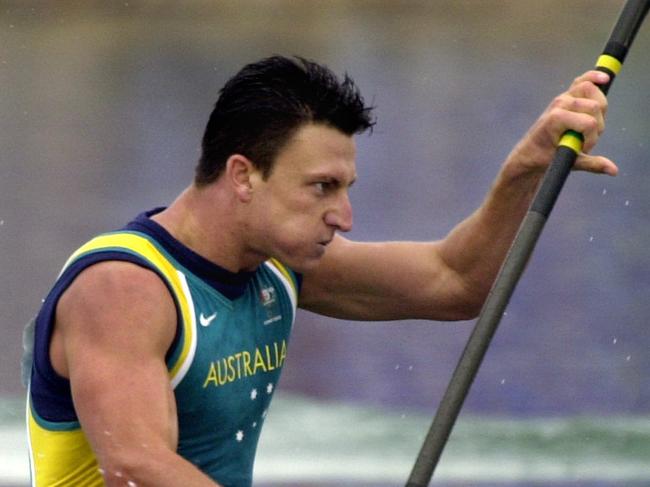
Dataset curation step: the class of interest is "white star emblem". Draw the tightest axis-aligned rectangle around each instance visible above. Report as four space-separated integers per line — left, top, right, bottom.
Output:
266 383 274 394
235 430 244 442
250 388 258 400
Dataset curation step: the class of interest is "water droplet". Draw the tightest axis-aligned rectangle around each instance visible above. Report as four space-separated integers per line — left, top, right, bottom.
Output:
626 355 631 362
400 414 406 419
625 200 630 206
612 338 617 345
408 365 414 371
103 430 112 436
0 220 4 226
621 127 627 132
500 379 506 385
602 188 607 195
589 236 594 242
115 471 123 478
98 468 105 476
127 482 137 487
394 364 400 370
252 421 257 428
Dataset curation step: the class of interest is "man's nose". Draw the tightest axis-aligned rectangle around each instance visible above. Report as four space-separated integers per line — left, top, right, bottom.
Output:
324 193 353 232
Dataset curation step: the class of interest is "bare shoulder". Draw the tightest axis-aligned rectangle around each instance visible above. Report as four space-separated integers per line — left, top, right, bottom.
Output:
53 260 177 376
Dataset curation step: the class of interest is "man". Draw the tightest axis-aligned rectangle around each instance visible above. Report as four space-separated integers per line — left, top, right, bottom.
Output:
25 56 615 486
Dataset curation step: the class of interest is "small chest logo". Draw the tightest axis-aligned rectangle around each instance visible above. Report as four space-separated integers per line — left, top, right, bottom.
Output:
260 286 281 325
199 312 218 327
260 286 276 306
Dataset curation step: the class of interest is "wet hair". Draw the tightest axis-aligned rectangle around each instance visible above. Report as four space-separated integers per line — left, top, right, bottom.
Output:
195 55 375 185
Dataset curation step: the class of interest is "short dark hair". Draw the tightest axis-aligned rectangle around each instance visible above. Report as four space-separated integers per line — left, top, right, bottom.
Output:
195 55 375 185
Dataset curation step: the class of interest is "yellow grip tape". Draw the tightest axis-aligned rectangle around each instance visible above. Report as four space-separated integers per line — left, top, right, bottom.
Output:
558 131 584 153
596 54 622 75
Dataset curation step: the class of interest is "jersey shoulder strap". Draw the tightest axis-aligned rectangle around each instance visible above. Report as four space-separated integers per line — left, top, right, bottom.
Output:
61 230 196 384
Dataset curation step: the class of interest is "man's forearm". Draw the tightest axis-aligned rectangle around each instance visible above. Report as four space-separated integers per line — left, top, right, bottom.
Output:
436 157 544 311
437 70 614 312
99 447 223 487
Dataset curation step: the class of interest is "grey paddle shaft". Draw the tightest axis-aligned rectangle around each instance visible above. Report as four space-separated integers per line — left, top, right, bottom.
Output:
406 211 546 487
406 1 650 485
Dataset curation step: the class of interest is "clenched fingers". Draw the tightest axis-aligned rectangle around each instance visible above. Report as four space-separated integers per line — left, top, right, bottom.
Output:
551 71 609 153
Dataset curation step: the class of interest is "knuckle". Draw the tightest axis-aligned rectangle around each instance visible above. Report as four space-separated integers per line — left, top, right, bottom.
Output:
584 117 598 132
585 99 599 114
548 107 565 123
586 119 598 131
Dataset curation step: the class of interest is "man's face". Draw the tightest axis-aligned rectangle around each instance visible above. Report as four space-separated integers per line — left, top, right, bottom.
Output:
247 123 357 271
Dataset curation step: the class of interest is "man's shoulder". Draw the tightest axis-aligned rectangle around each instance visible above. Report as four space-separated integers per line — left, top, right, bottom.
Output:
57 260 176 339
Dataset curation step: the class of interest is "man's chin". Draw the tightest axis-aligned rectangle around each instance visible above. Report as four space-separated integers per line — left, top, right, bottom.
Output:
275 248 326 273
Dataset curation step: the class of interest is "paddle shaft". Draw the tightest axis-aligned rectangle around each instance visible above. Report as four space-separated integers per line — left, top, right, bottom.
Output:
406 1 650 485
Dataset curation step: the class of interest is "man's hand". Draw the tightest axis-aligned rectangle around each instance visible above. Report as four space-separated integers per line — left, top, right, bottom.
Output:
506 70 618 178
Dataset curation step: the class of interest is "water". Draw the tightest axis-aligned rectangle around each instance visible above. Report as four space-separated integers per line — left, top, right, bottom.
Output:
3 394 649 486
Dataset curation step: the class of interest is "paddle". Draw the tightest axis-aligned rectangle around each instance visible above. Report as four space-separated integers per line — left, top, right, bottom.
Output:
406 1 650 485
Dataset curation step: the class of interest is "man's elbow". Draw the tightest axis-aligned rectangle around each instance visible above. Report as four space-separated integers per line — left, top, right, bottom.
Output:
97 446 170 486
452 282 490 320
459 299 484 320
444 301 482 321
99 454 146 486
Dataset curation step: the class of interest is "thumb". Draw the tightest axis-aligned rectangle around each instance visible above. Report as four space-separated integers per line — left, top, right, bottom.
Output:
573 153 618 176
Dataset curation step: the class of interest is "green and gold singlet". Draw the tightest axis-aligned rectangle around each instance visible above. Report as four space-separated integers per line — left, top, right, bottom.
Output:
26 208 300 486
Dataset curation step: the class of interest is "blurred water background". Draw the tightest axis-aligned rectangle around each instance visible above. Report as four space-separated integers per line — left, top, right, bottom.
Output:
1 1 649 485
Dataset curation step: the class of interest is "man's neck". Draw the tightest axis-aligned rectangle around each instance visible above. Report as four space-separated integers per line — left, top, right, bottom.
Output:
151 185 266 273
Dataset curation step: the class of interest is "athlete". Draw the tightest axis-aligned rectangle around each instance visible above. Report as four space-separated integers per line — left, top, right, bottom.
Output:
24 56 615 486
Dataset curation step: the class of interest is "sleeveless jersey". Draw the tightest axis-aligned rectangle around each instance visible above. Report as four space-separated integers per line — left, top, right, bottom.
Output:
26 208 301 487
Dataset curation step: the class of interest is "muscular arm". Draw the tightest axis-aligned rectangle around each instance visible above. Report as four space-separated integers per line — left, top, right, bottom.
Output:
299 167 543 321
300 71 617 321
51 261 221 486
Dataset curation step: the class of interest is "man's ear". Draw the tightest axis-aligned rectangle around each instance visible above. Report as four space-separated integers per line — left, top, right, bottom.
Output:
225 154 260 202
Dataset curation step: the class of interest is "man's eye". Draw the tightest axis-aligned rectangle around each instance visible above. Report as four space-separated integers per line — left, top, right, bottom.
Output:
314 182 329 193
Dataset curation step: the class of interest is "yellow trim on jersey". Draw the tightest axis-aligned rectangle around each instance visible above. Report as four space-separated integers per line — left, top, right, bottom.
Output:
27 402 103 486
268 258 298 297
63 233 194 384
266 259 299 321
596 54 622 75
